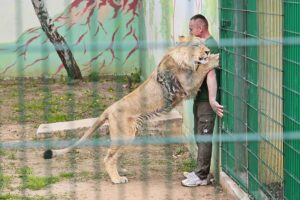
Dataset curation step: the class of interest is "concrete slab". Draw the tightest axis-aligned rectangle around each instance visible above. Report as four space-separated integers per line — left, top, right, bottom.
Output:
220 171 250 200
37 118 99 134
37 109 183 136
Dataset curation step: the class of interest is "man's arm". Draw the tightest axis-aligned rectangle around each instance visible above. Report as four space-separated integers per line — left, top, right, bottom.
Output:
207 69 224 117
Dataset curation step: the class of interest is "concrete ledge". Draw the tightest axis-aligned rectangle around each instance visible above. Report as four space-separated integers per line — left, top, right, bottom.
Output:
37 109 183 137
220 171 250 200
37 118 100 134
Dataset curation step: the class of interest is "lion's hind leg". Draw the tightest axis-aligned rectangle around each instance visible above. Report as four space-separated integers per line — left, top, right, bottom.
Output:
104 117 136 184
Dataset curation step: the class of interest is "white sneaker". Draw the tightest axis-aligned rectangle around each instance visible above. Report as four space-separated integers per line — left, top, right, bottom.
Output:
181 175 208 187
183 171 198 179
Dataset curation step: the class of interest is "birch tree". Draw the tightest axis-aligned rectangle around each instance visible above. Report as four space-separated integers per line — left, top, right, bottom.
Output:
31 0 82 80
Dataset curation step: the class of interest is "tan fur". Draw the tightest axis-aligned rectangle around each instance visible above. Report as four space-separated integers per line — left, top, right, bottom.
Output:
46 41 219 184
177 35 205 43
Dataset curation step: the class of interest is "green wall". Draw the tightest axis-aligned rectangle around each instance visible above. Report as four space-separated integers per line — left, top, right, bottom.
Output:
0 1 143 78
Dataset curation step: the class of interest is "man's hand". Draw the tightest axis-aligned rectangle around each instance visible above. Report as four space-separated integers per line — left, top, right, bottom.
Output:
209 100 224 118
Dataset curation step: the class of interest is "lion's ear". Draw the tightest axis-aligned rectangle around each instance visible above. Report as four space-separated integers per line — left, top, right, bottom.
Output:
176 36 206 47
177 36 191 43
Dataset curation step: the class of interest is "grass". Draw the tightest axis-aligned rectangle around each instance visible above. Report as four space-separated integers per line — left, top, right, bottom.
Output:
59 171 105 181
1 76 134 125
129 68 141 84
0 149 6 156
18 166 33 177
59 172 76 178
174 145 186 156
0 174 12 189
0 164 106 193
7 151 17 160
18 166 60 190
15 167 105 191
22 176 60 190
0 194 46 200
47 114 68 123
88 71 101 82
0 75 140 124
181 158 197 172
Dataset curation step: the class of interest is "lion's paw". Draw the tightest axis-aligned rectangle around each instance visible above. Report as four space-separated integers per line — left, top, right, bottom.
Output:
112 176 128 184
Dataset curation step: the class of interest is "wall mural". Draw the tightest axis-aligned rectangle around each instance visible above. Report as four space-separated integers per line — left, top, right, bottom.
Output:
0 0 217 78
0 0 142 77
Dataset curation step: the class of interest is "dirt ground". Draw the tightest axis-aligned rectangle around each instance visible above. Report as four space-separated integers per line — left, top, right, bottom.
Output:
0 77 234 200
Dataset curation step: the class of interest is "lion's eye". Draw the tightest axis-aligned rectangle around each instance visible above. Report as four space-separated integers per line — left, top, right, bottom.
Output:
205 51 210 55
199 57 207 61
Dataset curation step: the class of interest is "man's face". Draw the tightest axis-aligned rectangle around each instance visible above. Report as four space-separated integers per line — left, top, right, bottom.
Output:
189 19 203 37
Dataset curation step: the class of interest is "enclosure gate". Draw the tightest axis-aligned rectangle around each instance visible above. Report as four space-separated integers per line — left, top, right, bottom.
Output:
220 0 300 199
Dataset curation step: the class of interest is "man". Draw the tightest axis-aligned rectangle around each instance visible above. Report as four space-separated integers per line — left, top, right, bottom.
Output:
181 14 223 187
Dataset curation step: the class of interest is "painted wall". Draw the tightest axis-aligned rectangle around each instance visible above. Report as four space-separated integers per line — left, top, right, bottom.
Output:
0 0 218 79
0 0 142 77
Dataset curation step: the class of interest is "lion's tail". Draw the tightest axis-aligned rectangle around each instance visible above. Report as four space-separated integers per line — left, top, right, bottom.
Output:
43 112 108 159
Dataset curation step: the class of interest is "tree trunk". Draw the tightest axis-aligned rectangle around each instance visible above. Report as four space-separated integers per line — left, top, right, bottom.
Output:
31 0 83 80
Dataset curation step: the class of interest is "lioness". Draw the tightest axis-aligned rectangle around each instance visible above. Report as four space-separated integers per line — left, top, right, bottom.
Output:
43 42 219 184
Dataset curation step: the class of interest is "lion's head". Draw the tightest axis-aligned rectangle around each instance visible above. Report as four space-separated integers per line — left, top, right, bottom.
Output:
156 41 219 100
168 44 219 72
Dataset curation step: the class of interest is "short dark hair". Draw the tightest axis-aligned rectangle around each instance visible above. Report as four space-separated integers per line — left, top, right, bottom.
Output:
190 14 208 29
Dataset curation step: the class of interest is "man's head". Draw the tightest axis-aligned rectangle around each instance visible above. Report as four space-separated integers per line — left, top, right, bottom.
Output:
189 14 209 38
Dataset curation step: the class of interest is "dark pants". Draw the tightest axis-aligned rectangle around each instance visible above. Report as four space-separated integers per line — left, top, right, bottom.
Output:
193 101 215 180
